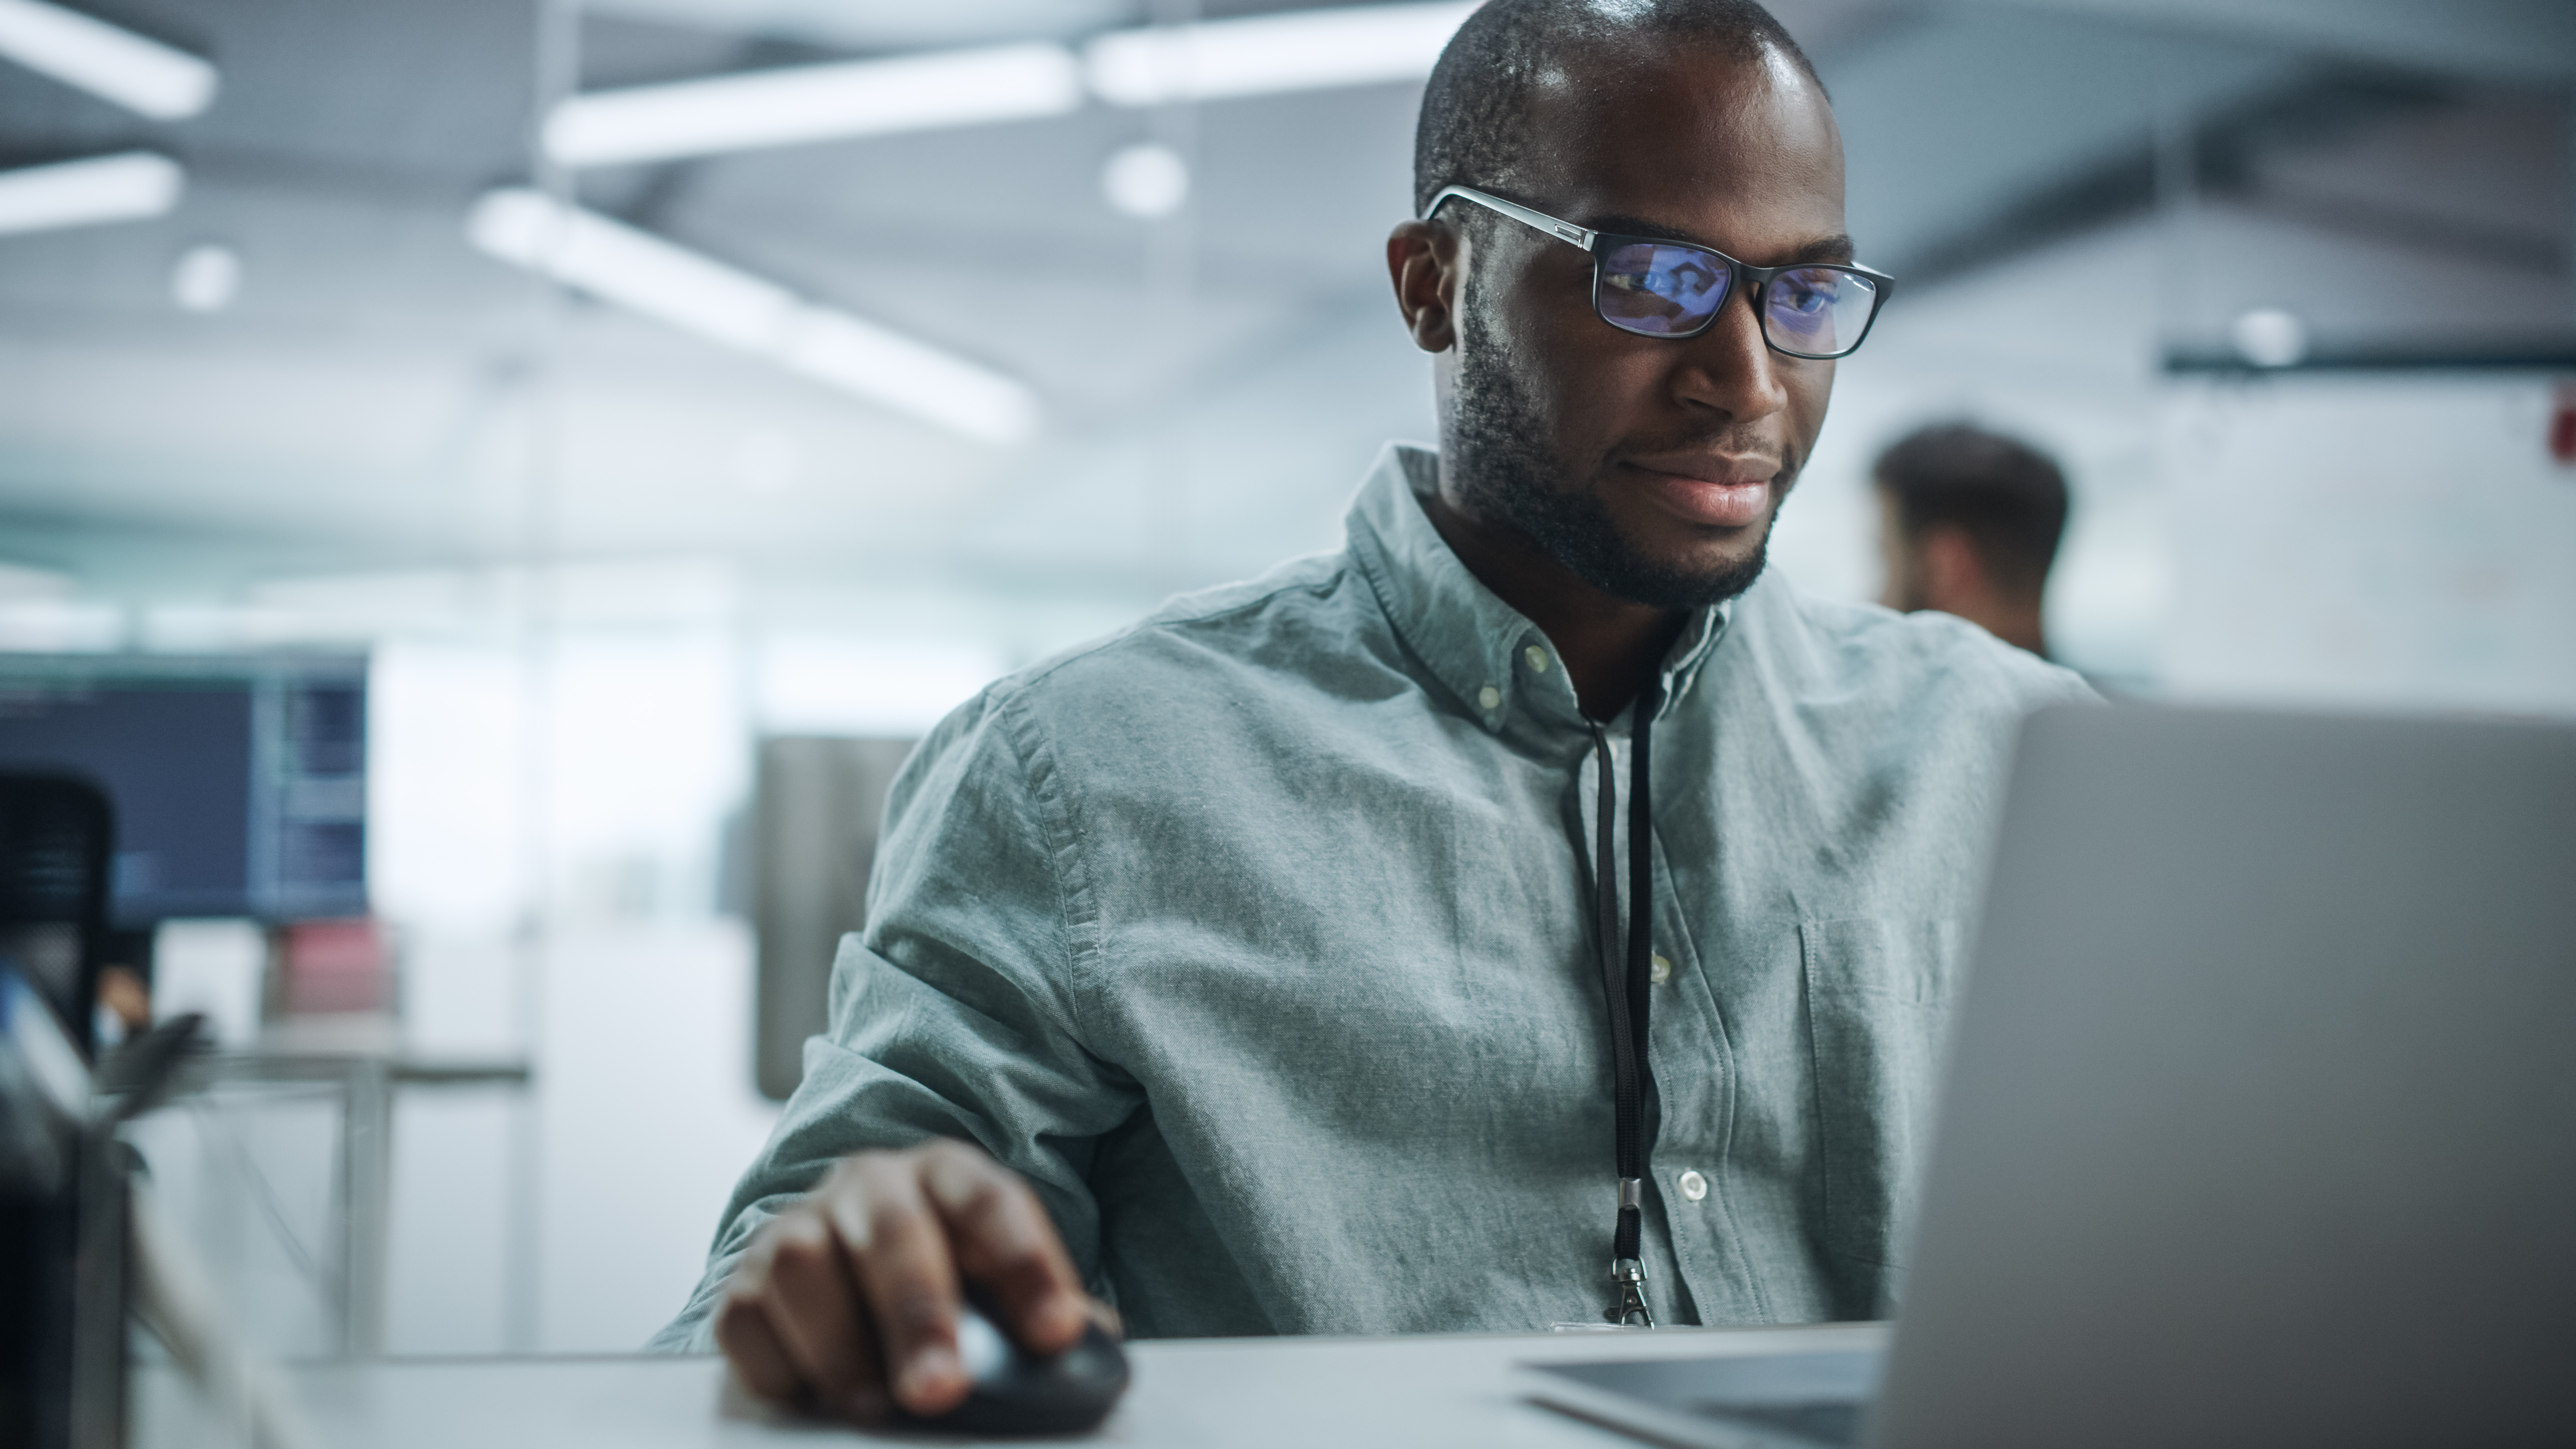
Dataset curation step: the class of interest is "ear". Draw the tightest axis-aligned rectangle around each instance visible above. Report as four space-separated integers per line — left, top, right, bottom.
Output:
1918 526 1990 614
1387 219 1461 354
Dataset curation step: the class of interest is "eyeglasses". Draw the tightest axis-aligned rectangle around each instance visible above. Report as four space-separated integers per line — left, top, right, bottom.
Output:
1424 185 1896 360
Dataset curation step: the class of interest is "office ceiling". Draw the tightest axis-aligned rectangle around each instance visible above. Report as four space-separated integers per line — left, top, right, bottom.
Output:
0 0 2567 627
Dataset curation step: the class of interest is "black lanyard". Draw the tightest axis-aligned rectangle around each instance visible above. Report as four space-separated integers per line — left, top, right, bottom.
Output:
1588 677 1661 1327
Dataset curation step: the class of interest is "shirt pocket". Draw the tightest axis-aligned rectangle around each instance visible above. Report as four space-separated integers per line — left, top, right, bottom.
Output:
1800 916 1962 1304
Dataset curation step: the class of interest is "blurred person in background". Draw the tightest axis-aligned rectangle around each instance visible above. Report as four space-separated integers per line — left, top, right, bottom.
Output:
1872 423 2069 659
670 0 2092 1422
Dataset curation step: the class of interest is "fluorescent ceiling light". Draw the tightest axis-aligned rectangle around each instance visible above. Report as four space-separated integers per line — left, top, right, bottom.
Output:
777 310 1039 448
545 42 1083 168
1084 1 1480 107
468 188 794 349
0 0 217 119
543 3 1478 168
466 189 1039 444
0 152 182 238
577 0 1133 55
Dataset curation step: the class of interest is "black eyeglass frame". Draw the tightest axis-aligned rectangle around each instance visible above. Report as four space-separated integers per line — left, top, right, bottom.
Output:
1423 184 1898 360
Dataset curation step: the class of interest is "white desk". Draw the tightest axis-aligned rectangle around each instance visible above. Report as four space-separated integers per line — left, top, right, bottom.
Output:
175 1020 533 1358
135 1321 1886 1447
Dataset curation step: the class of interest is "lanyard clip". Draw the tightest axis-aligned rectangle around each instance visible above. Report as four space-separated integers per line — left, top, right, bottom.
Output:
1608 1256 1655 1328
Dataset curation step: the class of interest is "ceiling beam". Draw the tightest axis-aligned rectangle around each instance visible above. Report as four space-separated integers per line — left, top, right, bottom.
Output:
1978 0 2576 85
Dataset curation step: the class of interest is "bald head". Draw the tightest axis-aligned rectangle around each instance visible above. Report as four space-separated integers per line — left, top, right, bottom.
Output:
1414 0 1823 223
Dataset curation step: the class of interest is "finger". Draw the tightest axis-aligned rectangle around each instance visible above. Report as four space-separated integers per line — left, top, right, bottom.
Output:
713 1267 801 1406
758 1204 889 1422
1085 1296 1124 1340
920 1143 1089 1355
843 1154 968 1415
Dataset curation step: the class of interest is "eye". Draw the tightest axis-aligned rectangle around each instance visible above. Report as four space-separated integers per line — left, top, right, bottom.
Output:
1777 277 1835 313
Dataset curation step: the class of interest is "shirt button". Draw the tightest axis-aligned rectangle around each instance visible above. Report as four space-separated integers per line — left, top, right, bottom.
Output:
1523 645 1550 673
1649 952 1672 986
1477 685 1501 710
1677 1170 1709 1202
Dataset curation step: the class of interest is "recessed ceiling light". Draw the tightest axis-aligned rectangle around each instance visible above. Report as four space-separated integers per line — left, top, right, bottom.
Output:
0 0 217 119
2230 308 2308 369
170 242 242 312
466 189 1040 444
1101 143 1189 218
0 152 183 238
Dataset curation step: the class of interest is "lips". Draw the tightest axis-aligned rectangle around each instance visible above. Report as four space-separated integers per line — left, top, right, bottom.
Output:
1619 458 1777 529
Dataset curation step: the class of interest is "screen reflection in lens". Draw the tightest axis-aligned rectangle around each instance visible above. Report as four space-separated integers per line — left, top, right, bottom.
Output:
1599 242 1730 335
1597 244 1878 355
1763 267 1874 356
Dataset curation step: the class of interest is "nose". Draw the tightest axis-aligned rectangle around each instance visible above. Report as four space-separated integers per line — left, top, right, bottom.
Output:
1669 280 1790 423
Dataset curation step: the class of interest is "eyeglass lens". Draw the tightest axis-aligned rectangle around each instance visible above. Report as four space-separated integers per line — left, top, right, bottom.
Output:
1597 241 1879 356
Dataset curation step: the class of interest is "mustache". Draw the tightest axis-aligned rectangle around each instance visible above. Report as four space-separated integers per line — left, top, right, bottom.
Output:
1613 430 1803 483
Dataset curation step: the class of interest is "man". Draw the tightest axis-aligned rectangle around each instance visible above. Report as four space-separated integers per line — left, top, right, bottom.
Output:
660 0 2091 1423
1873 423 2071 658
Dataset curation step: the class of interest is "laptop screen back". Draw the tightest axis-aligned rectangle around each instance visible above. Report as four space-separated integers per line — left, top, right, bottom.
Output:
1870 705 2576 1449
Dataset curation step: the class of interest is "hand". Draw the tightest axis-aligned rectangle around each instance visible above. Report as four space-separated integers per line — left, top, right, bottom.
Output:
714 1140 1105 1422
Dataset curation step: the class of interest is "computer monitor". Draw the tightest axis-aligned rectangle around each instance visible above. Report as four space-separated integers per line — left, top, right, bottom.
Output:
0 654 367 926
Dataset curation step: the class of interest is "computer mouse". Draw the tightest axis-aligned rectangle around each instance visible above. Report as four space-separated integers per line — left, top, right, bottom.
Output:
901 1303 1131 1437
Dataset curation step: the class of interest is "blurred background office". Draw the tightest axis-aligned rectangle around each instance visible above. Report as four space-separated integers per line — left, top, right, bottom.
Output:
1 0 2569 1362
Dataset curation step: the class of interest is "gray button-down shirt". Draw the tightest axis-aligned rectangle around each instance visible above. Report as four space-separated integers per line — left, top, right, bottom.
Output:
658 443 2092 1348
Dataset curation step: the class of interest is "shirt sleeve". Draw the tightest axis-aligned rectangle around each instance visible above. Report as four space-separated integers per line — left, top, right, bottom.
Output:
650 684 1141 1351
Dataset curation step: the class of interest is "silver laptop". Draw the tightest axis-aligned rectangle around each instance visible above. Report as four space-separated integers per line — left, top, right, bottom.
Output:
1522 702 2576 1449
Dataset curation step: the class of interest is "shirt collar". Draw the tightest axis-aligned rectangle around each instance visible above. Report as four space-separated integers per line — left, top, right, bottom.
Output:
1345 442 1727 736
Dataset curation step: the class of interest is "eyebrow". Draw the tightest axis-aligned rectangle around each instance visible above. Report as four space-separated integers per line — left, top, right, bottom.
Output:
1581 213 1858 266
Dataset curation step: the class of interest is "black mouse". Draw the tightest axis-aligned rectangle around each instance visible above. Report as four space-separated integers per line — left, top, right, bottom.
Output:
900 1303 1130 1437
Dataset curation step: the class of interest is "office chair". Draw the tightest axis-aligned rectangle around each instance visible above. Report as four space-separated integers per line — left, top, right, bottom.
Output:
0 772 115 1061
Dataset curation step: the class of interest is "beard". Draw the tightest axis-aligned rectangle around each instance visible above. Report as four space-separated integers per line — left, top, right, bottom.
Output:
1447 297 1784 611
